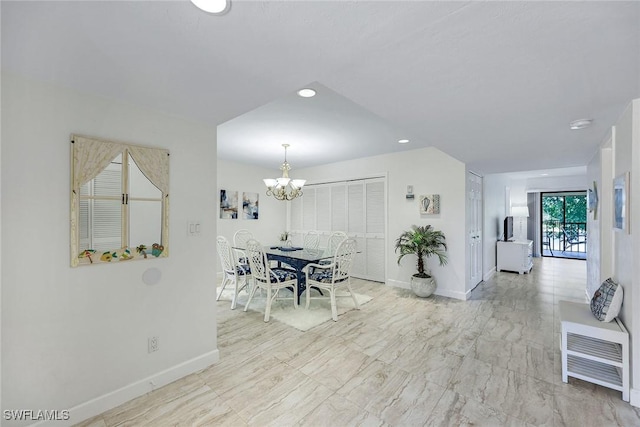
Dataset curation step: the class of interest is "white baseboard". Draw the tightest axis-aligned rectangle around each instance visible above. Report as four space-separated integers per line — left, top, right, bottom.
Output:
630 388 640 408
483 267 496 281
436 288 470 301
386 279 410 290
386 279 468 300
32 349 220 427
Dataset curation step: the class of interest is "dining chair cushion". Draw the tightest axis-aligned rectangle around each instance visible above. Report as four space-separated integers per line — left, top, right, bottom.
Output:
271 268 297 283
308 269 348 284
236 264 251 275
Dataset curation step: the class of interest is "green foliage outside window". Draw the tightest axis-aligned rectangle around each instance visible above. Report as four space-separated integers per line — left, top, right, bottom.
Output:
542 193 586 224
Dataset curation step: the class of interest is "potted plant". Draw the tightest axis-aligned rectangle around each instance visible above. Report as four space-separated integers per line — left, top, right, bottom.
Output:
395 225 448 297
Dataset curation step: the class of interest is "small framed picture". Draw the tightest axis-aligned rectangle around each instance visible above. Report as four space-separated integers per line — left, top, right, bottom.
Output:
220 189 238 219
613 173 629 232
587 181 598 219
242 192 259 220
419 194 440 214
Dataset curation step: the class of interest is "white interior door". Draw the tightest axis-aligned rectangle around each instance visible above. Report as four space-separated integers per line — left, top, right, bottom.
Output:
467 172 483 290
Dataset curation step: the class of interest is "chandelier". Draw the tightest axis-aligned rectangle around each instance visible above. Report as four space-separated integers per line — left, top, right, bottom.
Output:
263 144 306 201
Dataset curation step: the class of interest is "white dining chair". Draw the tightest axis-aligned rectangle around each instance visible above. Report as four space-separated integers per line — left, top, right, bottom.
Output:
303 230 321 250
244 239 298 322
216 236 251 310
233 229 253 263
327 230 347 254
305 238 359 321
310 230 347 272
233 229 253 249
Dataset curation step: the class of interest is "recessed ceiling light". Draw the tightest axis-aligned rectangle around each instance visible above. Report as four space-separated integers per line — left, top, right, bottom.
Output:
190 0 230 14
398 139 410 144
541 173 549 176
297 88 316 98
569 118 593 130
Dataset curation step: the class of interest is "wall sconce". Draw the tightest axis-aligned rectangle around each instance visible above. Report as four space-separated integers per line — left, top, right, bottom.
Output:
406 185 414 199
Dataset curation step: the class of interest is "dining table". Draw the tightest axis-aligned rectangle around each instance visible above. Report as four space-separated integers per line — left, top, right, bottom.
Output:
263 245 335 304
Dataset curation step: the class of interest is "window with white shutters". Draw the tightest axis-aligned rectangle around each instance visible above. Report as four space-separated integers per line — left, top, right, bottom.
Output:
80 157 123 252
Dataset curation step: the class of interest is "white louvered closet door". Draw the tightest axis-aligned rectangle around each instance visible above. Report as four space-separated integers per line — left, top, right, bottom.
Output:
365 180 385 281
302 187 316 230
315 185 331 233
347 182 366 277
287 177 386 282
347 179 386 282
289 194 303 246
331 184 347 232
345 178 386 282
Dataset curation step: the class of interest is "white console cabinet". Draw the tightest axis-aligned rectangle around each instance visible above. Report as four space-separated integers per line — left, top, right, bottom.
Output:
559 301 629 402
497 240 533 274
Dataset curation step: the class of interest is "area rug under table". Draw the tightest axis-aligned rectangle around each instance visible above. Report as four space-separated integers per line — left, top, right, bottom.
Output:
217 287 372 331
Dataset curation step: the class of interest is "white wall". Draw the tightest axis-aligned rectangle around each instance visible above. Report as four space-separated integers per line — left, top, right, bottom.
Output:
586 134 614 298
586 147 603 298
609 100 640 405
297 147 468 300
215 159 287 273
483 173 510 279
1 73 218 425
525 174 588 193
590 99 640 406
0 4 4 413
599 144 614 287
632 99 640 407
612 103 635 342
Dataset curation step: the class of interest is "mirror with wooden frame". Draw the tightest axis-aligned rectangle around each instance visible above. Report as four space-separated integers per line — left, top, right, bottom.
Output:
70 135 169 266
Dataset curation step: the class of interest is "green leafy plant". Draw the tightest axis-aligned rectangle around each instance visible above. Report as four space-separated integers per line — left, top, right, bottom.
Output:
395 225 448 278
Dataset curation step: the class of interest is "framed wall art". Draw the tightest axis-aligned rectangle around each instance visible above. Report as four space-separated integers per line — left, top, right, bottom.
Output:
242 192 259 220
613 172 629 232
419 194 440 214
70 134 170 267
588 180 599 220
220 189 238 219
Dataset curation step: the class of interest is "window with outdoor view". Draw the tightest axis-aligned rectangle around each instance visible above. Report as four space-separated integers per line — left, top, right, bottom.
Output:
541 192 587 258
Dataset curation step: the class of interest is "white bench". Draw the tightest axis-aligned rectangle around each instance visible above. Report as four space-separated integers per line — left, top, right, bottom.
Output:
559 300 629 402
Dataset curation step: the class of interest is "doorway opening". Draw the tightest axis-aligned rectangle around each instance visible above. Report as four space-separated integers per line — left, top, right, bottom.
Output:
541 191 587 259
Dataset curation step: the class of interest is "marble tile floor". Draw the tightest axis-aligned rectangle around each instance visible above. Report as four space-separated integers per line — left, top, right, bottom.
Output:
77 257 640 426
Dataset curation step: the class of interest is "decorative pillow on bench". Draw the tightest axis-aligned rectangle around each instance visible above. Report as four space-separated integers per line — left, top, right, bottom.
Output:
590 278 623 322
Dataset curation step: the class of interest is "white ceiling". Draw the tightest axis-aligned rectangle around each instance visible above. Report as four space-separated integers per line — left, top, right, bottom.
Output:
3 1 639 175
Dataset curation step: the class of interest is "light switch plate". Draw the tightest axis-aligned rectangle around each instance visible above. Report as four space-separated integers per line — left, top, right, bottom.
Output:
187 221 201 236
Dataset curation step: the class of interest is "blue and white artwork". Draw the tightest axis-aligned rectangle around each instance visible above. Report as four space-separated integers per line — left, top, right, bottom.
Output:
220 189 238 219
613 173 628 232
243 192 259 220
